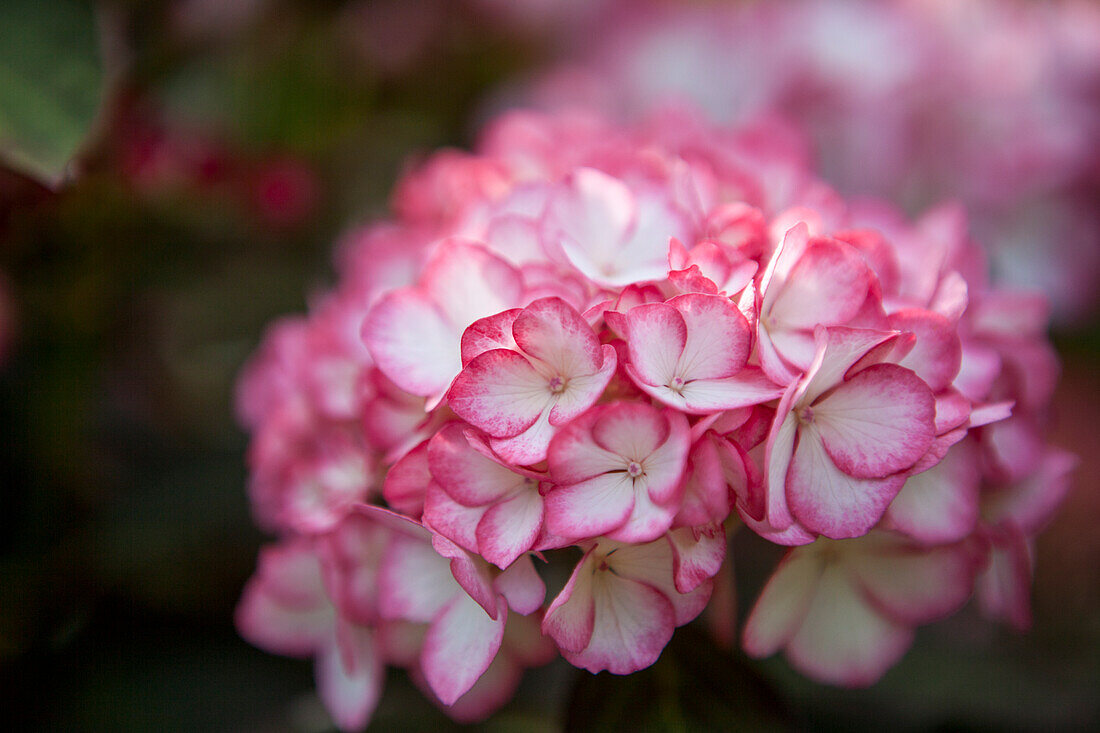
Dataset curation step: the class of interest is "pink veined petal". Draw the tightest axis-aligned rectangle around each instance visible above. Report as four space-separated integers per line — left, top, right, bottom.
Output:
677 369 785 414
447 349 551 438
757 222 811 314
460 309 521 366
889 309 962 394
885 441 980 545
742 547 823 658
667 525 727 594
591 402 671 461
786 425 906 539
492 555 546 616
544 472 635 540
617 302 688 388
476 489 545 570
667 293 752 380
547 344 617 425
812 363 936 479
362 289 457 398
543 547 598 653
316 623 383 733
420 240 525 336
767 239 871 331
785 564 914 687
421 594 508 706
421 484 485 555
512 297 602 376
766 327 819 373
566 573 676 675
756 318 800 386
675 433 734 528
428 424 526 506
799 325 903 405
850 538 981 626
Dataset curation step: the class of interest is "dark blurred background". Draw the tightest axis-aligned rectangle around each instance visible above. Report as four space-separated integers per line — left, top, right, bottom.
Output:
0 1 1097 730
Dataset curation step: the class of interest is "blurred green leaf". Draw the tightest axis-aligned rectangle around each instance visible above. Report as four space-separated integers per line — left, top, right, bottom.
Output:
0 0 103 185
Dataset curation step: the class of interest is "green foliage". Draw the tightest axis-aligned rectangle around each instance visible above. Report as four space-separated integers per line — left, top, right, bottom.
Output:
0 0 103 184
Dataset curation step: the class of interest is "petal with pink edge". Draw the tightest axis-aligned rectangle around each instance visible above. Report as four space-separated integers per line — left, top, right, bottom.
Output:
617 302 687 388
428 424 524 506
812 364 935 479
363 289 456 397
512 297 602 376
667 525 727 594
786 426 905 539
447 349 550 437
544 472 635 540
785 565 914 687
742 548 822 658
543 548 597 653
492 555 545 615
668 293 752 379
476 489 545 569
316 624 383 732
767 240 870 330
421 594 508 706
566 574 675 675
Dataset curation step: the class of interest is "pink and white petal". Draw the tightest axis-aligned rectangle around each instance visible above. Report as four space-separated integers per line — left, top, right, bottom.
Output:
756 322 800 385
446 349 550 438
567 574 676 675
885 442 980 545
460 309 521 366
667 525 727 594
601 539 710 626
591 402 671 462
985 449 1078 533
767 327 819 373
674 433 733 528
316 626 383 732
851 539 981 625
668 293 752 379
934 389 972 435
422 594 508 706
378 535 456 623
680 370 785 414
543 548 597 653
619 302 687 387
741 548 822 658
428 423 524 506
363 289 457 398
236 581 332 657
439 652 520 724
421 484 485 555
762 393 800 531
547 413 625 484
757 222 810 312
786 427 905 540
813 364 935 479
635 409 691 505
512 297 602 376
431 533 500 620
547 344 617 425
476 489 545 569
420 240 525 335
889 309 962 394
382 440 432 519
490 407 555 466
544 472 635 540
968 400 1014 428
606 484 678 544
785 565 914 687
492 554 545 616
768 240 870 331
800 326 902 405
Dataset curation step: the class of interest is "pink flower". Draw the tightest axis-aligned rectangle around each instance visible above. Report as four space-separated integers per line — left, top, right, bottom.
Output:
447 296 617 464
544 401 691 543
542 532 717 674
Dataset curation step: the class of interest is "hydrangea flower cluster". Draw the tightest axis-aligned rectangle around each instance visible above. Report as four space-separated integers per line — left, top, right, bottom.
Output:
236 108 1072 728
519 0 1100 321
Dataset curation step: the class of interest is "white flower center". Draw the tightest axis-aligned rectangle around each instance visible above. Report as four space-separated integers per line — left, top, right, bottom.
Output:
627 461 644 478
548 376 567 394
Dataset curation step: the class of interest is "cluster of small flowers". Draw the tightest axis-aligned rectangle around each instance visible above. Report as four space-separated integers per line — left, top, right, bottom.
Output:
520 0 1100 321
235 107 1073 729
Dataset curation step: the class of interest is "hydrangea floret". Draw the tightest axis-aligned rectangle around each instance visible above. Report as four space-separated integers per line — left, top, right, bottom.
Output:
236 107 1071 728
